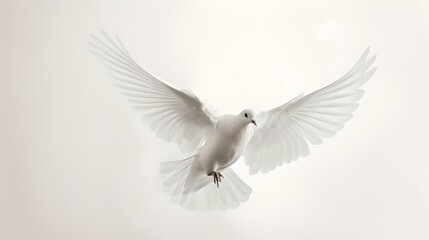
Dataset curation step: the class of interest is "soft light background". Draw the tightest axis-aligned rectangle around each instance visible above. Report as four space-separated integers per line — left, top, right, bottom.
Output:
1 0 428 239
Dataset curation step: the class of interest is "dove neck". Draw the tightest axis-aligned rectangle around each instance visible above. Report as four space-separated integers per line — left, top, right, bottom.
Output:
219 117 249 137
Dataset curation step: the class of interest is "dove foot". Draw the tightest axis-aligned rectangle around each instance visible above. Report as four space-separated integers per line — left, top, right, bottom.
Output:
208 171 224 187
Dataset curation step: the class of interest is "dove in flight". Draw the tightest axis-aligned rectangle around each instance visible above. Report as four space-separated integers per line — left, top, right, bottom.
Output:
89 31 377 211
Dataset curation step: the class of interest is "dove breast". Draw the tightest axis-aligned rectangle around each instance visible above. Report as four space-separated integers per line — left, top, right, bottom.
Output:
197 115 253 172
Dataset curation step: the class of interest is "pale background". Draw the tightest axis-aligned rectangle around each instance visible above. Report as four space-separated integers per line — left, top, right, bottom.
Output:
1 0 429 239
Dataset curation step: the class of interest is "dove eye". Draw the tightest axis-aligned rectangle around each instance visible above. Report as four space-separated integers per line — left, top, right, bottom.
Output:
244 113 248 118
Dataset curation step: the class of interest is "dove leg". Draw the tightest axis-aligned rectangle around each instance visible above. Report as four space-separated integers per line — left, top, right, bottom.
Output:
208 171 224 187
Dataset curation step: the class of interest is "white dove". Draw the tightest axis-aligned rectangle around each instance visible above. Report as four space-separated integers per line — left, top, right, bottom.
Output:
89 31 377 211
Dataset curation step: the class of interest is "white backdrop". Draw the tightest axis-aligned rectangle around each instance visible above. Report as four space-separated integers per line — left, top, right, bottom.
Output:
1 0 428 239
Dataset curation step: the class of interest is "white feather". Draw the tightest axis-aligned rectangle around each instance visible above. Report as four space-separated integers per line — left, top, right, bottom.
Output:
244 48 377 174
89 30 217 153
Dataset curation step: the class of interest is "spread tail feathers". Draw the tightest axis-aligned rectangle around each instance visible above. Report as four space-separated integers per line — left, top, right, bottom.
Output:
160 156 252 211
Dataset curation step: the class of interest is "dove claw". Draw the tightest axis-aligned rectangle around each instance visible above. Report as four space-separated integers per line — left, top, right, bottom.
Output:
208 171 223 187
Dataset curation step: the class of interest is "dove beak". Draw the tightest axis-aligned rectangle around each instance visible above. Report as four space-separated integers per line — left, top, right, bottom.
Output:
251 119 257 126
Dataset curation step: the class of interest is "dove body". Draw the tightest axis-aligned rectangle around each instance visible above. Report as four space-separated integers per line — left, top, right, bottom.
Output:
185 112 255 191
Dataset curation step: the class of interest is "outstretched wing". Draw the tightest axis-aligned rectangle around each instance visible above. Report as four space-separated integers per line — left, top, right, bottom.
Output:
244 48 377 174
89 31 217 152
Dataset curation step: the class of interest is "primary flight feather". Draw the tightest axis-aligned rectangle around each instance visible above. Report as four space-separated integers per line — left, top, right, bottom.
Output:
89 31 377 211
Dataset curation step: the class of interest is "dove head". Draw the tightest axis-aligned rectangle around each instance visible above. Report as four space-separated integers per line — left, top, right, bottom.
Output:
239 109 257 126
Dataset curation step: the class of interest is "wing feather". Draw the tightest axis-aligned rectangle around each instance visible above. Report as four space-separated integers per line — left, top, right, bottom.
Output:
89 31 217 152
245 48 377 174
